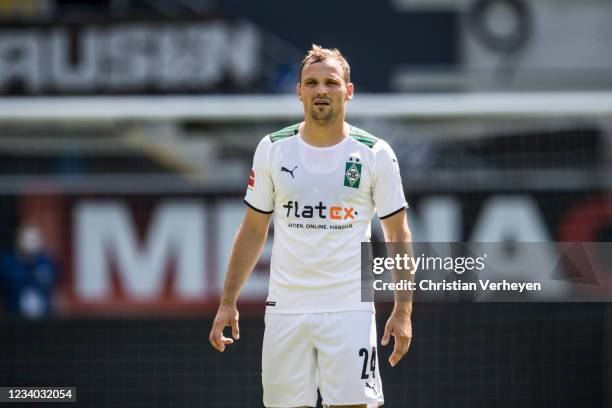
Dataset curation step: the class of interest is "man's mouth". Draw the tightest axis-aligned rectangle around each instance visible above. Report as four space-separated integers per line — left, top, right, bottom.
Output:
314 100 330 106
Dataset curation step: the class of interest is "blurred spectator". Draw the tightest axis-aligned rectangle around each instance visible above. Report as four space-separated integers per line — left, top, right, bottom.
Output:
0 224 58 318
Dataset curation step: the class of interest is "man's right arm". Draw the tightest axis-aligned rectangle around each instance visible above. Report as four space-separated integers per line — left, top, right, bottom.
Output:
209 207 272 352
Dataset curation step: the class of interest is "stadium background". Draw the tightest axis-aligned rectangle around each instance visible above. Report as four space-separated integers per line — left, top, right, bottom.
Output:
0 0 611 406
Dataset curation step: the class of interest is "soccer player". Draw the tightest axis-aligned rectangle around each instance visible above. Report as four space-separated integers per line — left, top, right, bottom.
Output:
209 45 413 408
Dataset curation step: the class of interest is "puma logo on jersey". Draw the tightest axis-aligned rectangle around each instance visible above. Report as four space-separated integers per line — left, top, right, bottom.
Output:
281 166 298 178
365 382 376 391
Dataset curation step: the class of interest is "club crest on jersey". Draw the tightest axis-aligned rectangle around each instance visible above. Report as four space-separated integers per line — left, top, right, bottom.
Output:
344 159 362 188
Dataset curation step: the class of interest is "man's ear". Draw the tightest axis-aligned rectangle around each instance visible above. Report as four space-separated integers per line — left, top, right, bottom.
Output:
297 82 302 101
346 82 354 101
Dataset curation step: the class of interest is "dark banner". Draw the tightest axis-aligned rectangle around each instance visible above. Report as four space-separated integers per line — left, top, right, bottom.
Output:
0 18 263 95
0 5 457 95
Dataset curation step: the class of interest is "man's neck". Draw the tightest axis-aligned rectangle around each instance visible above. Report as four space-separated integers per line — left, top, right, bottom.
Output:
300 118 349 147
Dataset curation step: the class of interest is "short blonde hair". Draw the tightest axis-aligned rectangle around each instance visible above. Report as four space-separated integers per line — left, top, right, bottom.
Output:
299 44 351 84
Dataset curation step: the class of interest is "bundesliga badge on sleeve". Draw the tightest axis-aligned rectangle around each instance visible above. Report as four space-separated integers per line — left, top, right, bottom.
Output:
344 157 362 188
248 169 255 190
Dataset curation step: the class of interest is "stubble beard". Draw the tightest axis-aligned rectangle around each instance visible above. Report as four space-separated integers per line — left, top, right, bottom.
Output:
309 105 336 124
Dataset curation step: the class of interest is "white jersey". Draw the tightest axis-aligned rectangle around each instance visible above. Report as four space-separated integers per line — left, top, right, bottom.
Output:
244 123 407 313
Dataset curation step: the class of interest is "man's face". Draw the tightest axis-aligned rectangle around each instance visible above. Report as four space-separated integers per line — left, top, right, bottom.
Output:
297 58 353 123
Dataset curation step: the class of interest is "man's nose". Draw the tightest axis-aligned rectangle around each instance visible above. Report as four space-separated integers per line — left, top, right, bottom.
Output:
314 87 328 97
313 83 328 95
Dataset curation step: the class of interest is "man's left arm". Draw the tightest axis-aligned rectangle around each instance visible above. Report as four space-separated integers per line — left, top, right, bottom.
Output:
380 209 414 367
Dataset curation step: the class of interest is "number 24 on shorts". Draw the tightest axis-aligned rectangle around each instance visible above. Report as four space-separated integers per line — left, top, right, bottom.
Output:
359 347 377 379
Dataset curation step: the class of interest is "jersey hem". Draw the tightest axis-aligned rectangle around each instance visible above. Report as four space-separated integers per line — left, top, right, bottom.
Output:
243 199 273 214
265 304 375 314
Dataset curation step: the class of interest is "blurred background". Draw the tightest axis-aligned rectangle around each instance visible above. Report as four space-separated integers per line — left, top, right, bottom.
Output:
0 0 611 406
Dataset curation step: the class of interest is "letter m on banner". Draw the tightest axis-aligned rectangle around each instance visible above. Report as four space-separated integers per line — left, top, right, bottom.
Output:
74 201 206 301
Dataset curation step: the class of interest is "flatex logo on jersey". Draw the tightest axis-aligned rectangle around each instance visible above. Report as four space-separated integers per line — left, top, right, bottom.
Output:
283 201 357 230
283 201 355 220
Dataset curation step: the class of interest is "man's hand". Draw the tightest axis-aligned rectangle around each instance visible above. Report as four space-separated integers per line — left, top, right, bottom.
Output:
209 209 271 353
209 304 240 352
381 310 412 367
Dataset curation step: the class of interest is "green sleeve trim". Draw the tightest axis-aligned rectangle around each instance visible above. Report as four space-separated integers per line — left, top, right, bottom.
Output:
269 123 300 143
349 125 379 148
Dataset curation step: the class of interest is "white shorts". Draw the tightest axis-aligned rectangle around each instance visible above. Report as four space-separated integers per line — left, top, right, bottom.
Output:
262 311 384 407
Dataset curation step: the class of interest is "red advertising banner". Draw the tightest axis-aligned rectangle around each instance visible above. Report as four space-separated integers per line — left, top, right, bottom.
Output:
17 191 612 316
